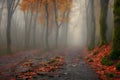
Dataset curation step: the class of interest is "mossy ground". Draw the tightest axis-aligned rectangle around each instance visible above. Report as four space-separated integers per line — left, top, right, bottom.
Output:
116 62 120 71
101 56 114 66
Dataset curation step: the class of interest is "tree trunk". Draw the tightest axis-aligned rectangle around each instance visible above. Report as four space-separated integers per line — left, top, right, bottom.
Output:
53 0 59 48
56 26 59 48
100 0 109 46
32 13 38 48
6 15 12 52
6 0 20 52
89 0 96 49
32 24 36 47
24 13 29 48
64 11 70 47
0 0 4 47
24 12 33 49
86 0 96 49
85 0 89 47
45 1 49 49
108 0 120 60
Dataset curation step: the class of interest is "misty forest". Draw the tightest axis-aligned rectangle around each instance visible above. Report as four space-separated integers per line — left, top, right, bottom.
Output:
0 0 120 80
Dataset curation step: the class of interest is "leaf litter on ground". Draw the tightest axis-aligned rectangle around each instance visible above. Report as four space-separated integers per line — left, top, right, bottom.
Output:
85 45 120 80
10 56 65 80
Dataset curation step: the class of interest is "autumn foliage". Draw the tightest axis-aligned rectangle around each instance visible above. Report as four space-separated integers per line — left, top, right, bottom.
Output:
20 0 72 25
85 45 120 80
20 0 71 11
11 56 65 80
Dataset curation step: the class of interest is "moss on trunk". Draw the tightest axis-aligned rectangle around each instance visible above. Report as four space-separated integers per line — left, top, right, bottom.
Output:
109 0 120 60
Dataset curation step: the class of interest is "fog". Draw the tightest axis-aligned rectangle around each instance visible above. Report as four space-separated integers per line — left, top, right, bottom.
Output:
0 0 114 51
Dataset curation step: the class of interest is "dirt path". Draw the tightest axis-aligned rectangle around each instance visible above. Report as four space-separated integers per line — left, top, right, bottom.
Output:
0 49 99 80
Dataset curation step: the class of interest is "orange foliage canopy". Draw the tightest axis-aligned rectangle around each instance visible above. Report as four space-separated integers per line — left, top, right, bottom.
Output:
20 0 71 12
20 0 72 25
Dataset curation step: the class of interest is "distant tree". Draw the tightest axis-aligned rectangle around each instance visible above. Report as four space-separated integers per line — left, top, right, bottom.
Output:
45 0 49 49
21 0 39 49
6 0 20 52
20 0 72 49
85 0 89 47
89 0 96 49
85 0 96 49
24 11 33 48
53 0 70 47
64 10 70 46
0 0 5 46
32 10 38 48
0 0 5 26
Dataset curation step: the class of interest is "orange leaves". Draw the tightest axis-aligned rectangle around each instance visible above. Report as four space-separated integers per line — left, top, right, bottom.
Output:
86 45 120 80
57 0 71 12
16 71 36 79
20 0 72 26
13 56 65 80
20 0 71 12
20 0 40 12
36 56 64 73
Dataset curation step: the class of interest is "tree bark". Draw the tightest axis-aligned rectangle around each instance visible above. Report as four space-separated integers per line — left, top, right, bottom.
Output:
100 0 109 46
53 0 66 48
6 15 12 52
86 0 96 49
53 0 59 48
0 0 5 47
45 0 49 49
64 11 70 47
108 0 120 60
85 0 89 47
89 0 96 49
6 0 20 52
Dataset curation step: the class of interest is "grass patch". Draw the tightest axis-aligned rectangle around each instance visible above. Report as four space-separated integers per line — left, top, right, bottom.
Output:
105 72 114 79
101 56 114 66
116 62 120 71
109 50 120 60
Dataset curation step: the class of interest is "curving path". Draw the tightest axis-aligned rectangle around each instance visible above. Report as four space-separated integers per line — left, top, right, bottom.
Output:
0 48 99 80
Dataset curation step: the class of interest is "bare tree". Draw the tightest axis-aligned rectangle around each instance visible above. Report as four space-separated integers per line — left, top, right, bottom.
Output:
53 0 66 48
0 0 5 26
6 0 20 52
32 3 39 48
0 0 5 46
24 11 33 49
64 10 70 47
85 0 90 47
89 0 96 49
45 0 49 49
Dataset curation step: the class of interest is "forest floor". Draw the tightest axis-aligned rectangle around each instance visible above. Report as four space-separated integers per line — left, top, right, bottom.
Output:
86 45 120 80
0 48 99 80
